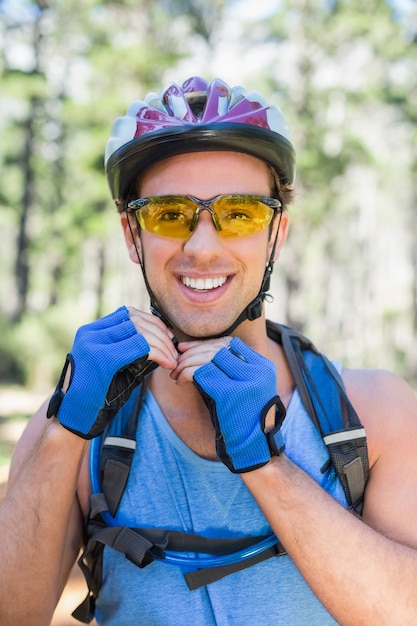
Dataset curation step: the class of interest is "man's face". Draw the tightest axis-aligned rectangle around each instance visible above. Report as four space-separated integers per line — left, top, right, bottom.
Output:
122 151 288 339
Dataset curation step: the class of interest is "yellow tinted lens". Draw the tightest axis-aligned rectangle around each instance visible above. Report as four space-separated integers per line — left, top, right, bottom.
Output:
137 197 196 238
213 196 274 237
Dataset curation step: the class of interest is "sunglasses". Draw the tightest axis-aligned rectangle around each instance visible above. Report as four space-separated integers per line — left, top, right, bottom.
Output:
127 194 282 239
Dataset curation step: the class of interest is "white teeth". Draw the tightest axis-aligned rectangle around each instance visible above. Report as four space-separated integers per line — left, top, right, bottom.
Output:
182 276 227 291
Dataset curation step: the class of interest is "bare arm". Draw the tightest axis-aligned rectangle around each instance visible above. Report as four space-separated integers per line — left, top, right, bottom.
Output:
242 369 417 625
0 401 88 626
0 308 177 626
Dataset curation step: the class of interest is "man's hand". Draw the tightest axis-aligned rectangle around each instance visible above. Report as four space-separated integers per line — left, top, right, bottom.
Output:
190 337 286 473
47 306 178 439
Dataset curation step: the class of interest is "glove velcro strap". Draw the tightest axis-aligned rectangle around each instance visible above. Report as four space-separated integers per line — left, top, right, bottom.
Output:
47 354 72 419
228 396 286 473
267 428 285 456
266 394 286 457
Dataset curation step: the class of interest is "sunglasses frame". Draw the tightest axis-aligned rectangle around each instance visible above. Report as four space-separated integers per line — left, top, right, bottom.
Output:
127 194 282 239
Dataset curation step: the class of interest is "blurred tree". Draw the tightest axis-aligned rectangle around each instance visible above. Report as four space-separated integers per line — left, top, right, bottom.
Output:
241 0 417 378
0 0 229 386
0 0 228 318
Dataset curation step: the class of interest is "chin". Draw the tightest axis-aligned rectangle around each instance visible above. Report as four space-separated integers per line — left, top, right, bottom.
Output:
174 316 234 340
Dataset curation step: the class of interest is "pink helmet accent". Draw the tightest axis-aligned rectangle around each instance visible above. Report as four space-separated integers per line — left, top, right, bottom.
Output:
105 77 295 207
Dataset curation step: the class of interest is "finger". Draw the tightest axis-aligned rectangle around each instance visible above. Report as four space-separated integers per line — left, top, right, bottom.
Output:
171 338 231 381
127 310 178 366
170 363 200 385
171 354 206 382
146 333 178 369
171 341 228 382
178 337 231 354
128 307 175 338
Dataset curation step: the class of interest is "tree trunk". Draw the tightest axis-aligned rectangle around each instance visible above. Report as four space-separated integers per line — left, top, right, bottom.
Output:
13 97 38 322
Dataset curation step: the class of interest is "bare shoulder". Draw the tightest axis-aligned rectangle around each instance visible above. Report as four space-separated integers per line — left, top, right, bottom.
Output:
341 367 417 461
342 367 417 544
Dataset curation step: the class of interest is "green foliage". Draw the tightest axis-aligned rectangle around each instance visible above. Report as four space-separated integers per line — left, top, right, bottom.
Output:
238 0 417 378
0 317 26 385
0 303 95 390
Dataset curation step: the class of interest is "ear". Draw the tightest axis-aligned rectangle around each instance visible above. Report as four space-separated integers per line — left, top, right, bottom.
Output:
120 212 142 265
268 210 289 262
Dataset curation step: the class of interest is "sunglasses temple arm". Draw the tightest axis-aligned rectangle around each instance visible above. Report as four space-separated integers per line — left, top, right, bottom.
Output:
268 210 283 270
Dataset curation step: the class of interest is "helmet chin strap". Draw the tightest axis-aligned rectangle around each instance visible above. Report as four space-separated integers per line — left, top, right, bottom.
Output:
126 212 282 339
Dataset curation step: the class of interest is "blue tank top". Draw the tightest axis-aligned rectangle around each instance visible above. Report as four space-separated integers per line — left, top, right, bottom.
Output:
93 366 346 625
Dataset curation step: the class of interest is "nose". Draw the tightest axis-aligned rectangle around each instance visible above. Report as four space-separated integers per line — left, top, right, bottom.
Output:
189 204 222 232
183 209 224 258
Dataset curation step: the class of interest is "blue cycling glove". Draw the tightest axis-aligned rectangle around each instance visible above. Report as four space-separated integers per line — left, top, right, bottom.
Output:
47 306 154 439
193 337 286 473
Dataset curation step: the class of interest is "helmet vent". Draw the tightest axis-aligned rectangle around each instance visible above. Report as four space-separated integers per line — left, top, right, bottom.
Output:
185 91 207 118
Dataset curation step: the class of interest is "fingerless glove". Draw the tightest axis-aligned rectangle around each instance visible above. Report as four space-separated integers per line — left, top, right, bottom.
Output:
47 306 153 438
193 337 286 473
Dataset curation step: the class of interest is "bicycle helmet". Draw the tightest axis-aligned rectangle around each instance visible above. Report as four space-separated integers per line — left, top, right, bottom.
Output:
105 76 295 209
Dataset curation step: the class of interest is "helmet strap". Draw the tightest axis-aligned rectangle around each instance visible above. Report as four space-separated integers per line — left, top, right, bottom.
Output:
126 210 283 338
126 213 174 329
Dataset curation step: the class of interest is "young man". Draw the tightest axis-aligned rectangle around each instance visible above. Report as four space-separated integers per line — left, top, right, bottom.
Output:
4 76 417 625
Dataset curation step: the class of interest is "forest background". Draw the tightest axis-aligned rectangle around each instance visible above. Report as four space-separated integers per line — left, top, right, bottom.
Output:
1 0 417 469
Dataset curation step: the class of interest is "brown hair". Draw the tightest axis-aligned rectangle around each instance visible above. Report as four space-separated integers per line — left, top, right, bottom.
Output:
268 165 294 209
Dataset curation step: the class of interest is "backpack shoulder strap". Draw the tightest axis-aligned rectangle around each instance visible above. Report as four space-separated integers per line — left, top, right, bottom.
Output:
97 382 145 516
73 385 146 623
266 321 369 512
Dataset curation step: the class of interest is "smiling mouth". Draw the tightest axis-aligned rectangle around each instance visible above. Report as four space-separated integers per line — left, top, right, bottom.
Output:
181 276 227 291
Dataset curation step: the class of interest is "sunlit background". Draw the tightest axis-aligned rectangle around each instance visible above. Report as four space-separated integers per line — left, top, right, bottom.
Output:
1 2 417 622
1 0 417 462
